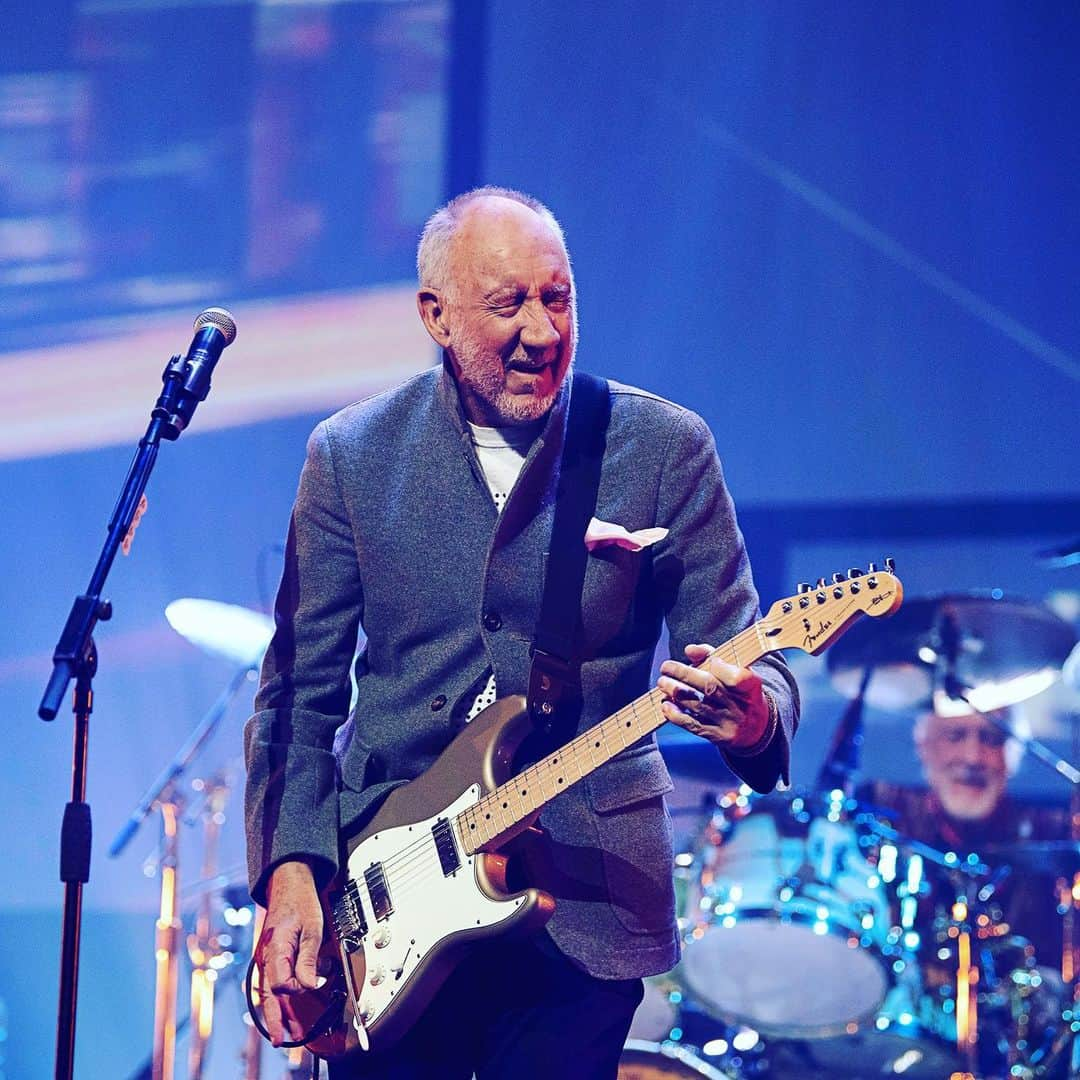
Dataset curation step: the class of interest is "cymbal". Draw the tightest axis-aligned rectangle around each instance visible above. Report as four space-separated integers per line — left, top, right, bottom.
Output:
980 841 1080 877
165 598 274 667
826 592 1076 712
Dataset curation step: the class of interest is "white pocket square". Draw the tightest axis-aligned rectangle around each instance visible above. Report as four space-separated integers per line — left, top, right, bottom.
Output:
584 517 669 552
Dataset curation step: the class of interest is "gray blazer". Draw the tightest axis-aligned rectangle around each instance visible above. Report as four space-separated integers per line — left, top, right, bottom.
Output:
245 366 799 979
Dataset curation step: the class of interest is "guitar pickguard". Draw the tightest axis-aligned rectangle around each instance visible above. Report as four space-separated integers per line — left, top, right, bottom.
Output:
338 784 532 1041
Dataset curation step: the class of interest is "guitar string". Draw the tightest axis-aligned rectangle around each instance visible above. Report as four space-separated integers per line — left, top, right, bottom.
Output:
456 586 882 851
338 587 894 948
335 588 885 957
387 584 880 872
338 582 892 914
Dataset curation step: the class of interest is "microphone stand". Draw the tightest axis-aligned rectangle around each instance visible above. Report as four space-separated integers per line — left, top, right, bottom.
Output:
37 317 231 1080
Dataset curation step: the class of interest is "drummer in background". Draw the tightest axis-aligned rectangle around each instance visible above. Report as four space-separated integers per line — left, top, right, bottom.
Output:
865 703 1070 964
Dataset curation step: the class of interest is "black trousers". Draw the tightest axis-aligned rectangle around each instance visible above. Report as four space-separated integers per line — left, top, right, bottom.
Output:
326 933 643 1079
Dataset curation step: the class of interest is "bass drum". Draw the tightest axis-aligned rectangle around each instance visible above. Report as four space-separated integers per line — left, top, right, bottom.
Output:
760 980 960 1079
680 791 900 1039
618 1041 734 1080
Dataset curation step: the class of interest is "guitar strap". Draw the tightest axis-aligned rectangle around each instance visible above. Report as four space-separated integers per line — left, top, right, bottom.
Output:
527 370 611 737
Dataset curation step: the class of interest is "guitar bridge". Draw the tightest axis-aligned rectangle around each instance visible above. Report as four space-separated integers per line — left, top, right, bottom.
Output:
332 883 368 952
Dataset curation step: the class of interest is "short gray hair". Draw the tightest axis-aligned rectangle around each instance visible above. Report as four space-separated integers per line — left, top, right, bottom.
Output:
416 185 569 293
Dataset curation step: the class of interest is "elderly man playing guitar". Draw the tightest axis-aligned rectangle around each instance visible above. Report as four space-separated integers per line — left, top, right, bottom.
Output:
246 187 800 1079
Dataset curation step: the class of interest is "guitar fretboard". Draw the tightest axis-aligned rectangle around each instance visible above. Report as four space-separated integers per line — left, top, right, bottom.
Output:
455 621 767 855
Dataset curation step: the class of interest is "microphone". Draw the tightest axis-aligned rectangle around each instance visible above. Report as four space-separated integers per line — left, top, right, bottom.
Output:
154 307 237 438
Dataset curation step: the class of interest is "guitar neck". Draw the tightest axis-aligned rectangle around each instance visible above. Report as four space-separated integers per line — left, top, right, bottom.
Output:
456 622 767 855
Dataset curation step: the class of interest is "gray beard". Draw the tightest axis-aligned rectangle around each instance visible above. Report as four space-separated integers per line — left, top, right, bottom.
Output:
451 339 573 425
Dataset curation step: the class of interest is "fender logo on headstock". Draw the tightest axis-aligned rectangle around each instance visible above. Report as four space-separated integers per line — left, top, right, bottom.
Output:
803 617 835 650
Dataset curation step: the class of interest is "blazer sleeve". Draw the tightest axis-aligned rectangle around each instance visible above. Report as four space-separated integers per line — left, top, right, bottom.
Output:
243 420 363 905
652 407 800 791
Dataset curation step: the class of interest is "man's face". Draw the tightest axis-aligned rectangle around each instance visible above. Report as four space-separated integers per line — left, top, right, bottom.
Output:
432 197 576 426
917 712 1009 821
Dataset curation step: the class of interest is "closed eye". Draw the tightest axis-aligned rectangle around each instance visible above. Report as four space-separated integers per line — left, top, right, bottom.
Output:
543 287 572 311
486 290 524 316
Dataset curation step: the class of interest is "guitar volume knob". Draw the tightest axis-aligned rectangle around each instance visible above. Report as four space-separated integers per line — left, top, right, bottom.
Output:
369 965 386 986
372 926 391 949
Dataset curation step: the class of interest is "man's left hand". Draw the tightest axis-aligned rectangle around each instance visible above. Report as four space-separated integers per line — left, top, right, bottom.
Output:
658 643 770 749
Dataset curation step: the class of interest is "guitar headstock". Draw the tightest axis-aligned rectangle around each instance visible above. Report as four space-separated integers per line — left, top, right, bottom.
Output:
759 559 903 656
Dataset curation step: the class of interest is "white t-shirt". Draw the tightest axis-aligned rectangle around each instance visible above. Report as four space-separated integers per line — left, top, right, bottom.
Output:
464 418 542 720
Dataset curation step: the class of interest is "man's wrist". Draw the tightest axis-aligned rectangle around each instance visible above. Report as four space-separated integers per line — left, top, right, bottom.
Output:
727 691 778 757
266 858 317 897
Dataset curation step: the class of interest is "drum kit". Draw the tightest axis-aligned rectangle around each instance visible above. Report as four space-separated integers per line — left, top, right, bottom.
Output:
624 592 1080 1080
119 590 1079 1080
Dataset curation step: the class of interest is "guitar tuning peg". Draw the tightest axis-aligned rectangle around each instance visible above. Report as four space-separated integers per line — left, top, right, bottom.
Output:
867 562 878 573
847 568 863 578
816 577 827 589
884 556 896 572
797 582 811 594
832 572 846 583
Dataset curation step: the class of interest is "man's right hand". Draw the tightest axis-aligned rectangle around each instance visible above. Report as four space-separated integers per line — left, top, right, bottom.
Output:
256 859 325 1046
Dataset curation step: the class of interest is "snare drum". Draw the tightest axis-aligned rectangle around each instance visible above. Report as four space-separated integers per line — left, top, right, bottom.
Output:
680 791 901 1038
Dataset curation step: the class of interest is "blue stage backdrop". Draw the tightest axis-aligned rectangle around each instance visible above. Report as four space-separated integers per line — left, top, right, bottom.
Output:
0 3 1076 1078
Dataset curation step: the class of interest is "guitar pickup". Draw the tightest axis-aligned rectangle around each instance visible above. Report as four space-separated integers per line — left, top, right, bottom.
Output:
432 817 460 876
364 862 393 922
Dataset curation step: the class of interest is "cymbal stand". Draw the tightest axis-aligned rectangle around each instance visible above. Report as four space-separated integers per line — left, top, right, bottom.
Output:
109 666 257 1080
948 896 979 1078
816 662 873 794
935 605 1080 786
240 904 266 1080
187 772 232 1080
109 663 259 859
152 787 184 1080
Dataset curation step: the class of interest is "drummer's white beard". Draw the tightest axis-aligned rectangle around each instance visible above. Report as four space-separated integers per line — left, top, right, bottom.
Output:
935 772 1006 821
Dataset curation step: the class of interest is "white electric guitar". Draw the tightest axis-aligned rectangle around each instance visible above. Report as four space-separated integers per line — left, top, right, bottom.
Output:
248 562 903 1061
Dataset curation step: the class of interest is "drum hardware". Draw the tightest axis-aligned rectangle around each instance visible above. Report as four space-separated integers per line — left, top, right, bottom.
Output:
152 788 184 1080
109 599 270 1080
185 769 237 1080
1037 539 1080 571
618 1040 736 1079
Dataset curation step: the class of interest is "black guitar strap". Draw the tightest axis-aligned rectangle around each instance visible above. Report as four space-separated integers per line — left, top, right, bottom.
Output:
527 370 611 734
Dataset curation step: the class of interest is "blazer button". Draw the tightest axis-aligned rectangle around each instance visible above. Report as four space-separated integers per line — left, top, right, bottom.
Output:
483 611 502 632
430 695 447 712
